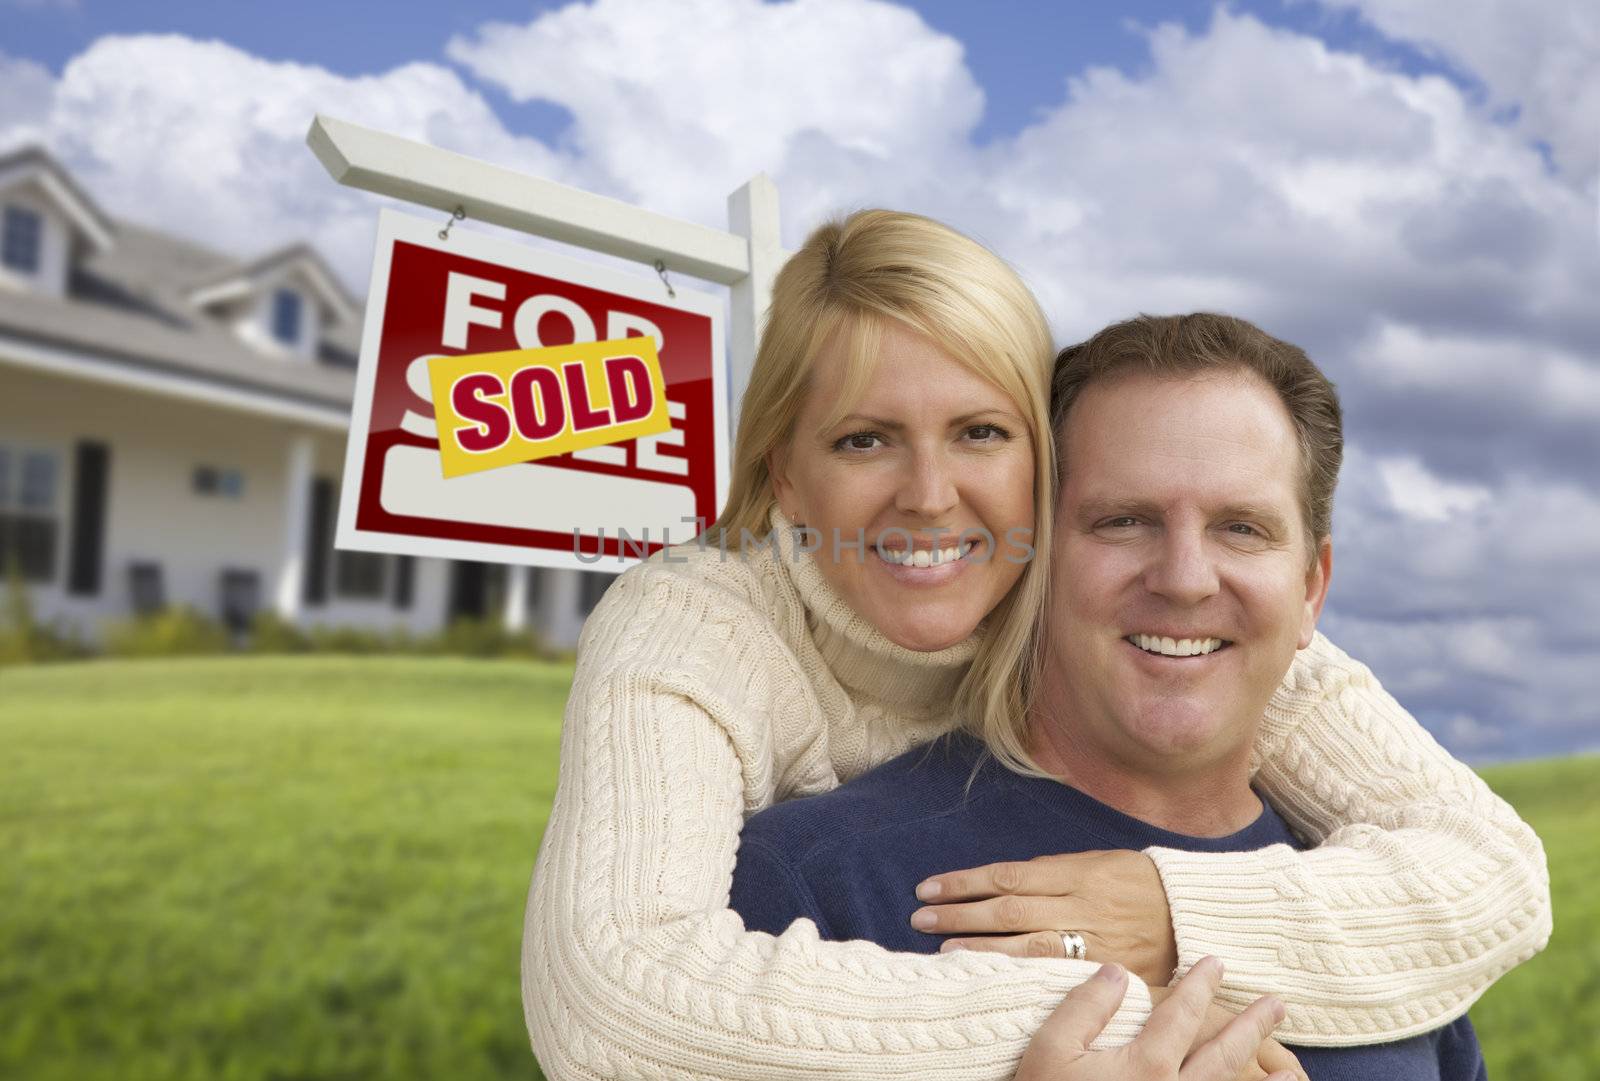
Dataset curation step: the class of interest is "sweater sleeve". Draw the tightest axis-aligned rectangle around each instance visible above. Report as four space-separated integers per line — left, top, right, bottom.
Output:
522 568 1153 1081
1145 631 1551 1047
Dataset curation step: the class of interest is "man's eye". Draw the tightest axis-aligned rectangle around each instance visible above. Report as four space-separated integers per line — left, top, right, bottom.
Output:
834 431 883 452
1227 522 1261 537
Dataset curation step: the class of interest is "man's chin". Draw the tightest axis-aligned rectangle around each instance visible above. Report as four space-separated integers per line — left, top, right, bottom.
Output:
1120 705 1242 761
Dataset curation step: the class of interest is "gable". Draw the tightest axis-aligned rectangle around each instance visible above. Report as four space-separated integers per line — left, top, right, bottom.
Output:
0 151 115 256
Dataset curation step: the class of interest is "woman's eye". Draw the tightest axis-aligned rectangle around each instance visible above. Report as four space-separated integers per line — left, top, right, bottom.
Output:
1104 516 1140 529
966 424 1010 442
834 431 883 452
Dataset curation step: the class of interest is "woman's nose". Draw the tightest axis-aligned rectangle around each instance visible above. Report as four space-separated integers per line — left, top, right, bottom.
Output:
895 450 960 520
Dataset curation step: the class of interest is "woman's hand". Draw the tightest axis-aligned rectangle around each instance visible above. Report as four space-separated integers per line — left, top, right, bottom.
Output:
914 849 1180 986
1144 986 1307 1081
1014 958 1302 1081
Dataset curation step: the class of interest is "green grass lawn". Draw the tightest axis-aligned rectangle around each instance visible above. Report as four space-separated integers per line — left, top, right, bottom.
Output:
0 656 1593 1080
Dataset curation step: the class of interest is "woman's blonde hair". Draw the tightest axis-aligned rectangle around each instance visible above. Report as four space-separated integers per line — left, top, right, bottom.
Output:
708 208 1055 772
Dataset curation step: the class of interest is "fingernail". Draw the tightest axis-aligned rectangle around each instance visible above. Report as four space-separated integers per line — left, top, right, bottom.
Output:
939 940 961 953
1197 956 1224 978
1271 998 1286 1023
1096 962 1126 983
910 909 937 930
916 879 941 900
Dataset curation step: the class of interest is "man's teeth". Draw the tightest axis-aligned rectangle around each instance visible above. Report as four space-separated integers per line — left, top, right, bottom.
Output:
1129 634 1227 657
878 540 974 567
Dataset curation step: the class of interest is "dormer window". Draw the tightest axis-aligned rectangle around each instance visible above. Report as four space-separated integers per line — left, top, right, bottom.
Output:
271 287 303 346
2 205 42 274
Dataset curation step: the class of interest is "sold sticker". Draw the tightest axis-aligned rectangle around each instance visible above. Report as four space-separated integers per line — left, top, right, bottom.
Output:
428 337 671 478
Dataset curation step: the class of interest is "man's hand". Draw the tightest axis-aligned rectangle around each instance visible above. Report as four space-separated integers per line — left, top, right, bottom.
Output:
914 849 1180 987
1013 957 1301 1081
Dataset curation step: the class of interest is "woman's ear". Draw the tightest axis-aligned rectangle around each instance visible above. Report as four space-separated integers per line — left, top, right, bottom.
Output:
767 442 797 522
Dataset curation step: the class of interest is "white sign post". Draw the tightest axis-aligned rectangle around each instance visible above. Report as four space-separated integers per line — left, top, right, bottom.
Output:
305 115 784 573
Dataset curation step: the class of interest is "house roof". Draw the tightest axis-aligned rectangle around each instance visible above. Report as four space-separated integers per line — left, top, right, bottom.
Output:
0 147 363 414
188 241 361 323
0 145 117 254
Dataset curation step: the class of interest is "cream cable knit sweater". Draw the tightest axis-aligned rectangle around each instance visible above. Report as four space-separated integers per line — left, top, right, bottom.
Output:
523 515 1550 1080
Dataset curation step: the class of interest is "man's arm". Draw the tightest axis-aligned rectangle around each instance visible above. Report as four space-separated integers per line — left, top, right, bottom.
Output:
729 834 831 938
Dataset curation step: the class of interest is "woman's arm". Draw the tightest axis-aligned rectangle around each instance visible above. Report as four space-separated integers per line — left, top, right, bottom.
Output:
1145 631 1551 1046
524 567 1154 1081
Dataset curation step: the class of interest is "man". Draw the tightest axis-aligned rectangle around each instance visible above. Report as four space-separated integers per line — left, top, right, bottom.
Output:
728 313 1486 1080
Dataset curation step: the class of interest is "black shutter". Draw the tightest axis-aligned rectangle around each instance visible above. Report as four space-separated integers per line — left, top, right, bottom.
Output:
392 555 414 610
303 476 333 605
67 441 109 596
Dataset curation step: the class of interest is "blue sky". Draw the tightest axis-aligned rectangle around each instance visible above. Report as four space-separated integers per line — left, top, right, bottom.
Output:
1 0 1597 762
5 0 1469 143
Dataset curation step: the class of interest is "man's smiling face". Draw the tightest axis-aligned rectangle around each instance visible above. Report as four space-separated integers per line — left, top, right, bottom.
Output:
1041 369 1331 776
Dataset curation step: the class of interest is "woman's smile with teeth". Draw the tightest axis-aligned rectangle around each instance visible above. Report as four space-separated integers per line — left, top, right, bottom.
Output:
876 540 975 567
1127 633 1229 657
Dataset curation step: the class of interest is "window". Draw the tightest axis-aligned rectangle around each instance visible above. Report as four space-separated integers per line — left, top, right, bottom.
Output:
218 569 261 633
578 570 614 614
1 205 42 274
0 445 60 582
334 549 387 600
271 288 303 346
193 465 244 498
128 562 165 615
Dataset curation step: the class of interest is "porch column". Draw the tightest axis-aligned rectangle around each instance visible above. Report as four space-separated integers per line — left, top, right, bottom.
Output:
274 433 315 619
539 568 585 649
502 564 529 632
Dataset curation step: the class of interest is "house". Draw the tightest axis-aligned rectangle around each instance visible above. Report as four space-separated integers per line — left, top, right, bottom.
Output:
0 146 613 649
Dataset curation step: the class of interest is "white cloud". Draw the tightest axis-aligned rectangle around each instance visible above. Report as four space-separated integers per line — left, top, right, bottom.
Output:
446 0 983 231
1377 456 1490 521
1355 321 1600 424
1445 713 1502 753
1314 0 1600 186
0 51 54 139
4 36 580 287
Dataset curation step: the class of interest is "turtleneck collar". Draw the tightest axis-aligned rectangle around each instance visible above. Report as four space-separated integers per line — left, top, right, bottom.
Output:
767 505 982 717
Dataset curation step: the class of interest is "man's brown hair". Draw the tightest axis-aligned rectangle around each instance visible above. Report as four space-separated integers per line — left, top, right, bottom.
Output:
1050 312 1343 546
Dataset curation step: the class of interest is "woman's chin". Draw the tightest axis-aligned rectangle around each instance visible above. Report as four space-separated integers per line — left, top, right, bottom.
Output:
878 616 977 653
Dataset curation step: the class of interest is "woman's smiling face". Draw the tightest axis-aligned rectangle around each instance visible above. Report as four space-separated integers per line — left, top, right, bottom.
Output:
770 321 1036 652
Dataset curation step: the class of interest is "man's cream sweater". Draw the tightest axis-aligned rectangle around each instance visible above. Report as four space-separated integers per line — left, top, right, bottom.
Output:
523 518 1550 1080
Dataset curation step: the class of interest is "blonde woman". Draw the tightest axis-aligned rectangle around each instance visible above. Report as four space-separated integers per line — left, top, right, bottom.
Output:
522 210 1548 1080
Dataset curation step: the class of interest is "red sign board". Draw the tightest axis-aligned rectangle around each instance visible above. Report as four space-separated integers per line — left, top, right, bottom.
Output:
336 209 728 571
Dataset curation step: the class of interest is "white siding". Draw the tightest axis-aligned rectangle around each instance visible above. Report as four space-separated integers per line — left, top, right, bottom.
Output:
0 363 449 643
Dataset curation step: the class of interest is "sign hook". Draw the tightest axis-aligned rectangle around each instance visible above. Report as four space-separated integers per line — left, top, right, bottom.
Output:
654 259 677 299
438 205 466 242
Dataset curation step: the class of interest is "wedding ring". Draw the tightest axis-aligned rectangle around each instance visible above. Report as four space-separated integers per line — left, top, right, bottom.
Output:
1058 931 1088 961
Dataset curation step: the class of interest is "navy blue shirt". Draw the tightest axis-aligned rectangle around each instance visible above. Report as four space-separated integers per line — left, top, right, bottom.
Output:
730 731 1486 1081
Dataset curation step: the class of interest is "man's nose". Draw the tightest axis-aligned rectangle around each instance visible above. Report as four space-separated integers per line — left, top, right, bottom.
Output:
1144 527 1220 605
896 449 959 520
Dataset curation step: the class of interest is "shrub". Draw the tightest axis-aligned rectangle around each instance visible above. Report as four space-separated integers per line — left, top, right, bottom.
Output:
305 625 394 654
104 607 230 658
422 618 554 660
0 562 89 664
248 611 312 653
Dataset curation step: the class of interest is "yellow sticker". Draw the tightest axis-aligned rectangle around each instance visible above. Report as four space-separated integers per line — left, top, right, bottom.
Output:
429 337 671 479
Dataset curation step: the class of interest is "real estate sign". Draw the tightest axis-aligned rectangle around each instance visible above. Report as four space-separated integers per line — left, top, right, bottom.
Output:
336 208 729 572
